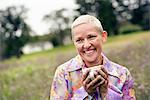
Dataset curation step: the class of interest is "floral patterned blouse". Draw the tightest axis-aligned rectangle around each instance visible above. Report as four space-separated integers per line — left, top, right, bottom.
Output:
50 53 136 100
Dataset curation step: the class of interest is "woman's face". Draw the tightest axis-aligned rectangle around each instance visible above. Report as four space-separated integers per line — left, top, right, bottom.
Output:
72 23 107 67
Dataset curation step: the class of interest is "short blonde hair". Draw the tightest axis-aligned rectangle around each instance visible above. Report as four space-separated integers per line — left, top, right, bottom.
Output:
71 15 103 33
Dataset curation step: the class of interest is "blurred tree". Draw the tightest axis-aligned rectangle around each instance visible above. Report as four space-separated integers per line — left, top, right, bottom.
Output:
43 9 73 46
112 0 150 30
0 6 31 59
75 0 118 35
131 0 150 30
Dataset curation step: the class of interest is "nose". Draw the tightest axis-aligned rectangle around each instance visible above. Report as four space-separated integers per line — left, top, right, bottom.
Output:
83 39 91 49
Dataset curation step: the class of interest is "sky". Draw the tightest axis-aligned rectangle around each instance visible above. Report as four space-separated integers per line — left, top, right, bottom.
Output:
0 0 77 35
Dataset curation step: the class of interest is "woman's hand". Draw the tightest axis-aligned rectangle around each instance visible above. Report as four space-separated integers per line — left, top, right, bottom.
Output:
97 66 109 99
82 69 100 96
82 66 108 97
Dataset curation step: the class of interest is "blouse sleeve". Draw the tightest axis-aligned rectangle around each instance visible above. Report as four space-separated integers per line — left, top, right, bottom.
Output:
122 69 136 100
50 66 90 100
50 66 70 100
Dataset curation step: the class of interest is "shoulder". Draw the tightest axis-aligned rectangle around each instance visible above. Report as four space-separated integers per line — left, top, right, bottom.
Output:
56 58 74 72
102 53 131 77
111 61 130 74
110 61 132 81
55 55 83 73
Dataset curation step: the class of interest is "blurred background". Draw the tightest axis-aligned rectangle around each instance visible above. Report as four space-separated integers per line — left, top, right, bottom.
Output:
0 0 150 100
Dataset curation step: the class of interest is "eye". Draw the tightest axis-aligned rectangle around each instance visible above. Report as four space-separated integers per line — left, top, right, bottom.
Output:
88 35 96 39
75 39 84 43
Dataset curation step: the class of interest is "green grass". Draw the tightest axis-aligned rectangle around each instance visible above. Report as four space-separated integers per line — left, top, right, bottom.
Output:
0 31 150 100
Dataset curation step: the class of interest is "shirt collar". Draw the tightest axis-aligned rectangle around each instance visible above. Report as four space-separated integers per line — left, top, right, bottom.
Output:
66 53 119 78
65 55 84 72
102 53 119 78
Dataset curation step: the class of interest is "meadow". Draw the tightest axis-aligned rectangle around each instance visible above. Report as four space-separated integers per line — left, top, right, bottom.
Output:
0 31 150 100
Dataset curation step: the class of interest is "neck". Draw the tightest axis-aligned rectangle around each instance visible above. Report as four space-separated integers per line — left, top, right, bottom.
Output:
85 56 103 68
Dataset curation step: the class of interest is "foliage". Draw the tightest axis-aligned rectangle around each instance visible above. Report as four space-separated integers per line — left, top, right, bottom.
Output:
0 6 31 59
43 9 73 46
75 0 118 35
75 0 150 35
131 2 150 30
0 31 150 99
112 0 150 30
119 23 142 34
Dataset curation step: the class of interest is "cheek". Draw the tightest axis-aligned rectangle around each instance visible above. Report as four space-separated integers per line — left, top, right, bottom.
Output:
75 44 83 52
94 40 102 49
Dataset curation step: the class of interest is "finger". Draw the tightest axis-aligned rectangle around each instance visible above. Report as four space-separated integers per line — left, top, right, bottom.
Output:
93 65 108 79
84 75 92 85
97 75 105 85
83 70 98 87
87 75 105 90
101 66 108 76
104 79 109 86
99 80 109 93
92 78 105 90
93 81 103 89
96 69 107 80
82 69 90 81
91 78 103 89
83 77 92 92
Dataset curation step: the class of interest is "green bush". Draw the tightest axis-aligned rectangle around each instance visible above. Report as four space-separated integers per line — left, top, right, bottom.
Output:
119 23 142 34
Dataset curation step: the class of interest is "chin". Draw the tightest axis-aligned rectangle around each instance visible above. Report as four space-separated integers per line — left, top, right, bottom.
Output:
86 58 97 63
83 56 98 63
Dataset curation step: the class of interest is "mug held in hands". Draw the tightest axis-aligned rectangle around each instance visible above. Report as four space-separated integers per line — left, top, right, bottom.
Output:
82 65 103 80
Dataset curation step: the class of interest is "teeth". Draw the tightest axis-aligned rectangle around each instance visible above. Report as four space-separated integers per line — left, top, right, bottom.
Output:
85 50 94 54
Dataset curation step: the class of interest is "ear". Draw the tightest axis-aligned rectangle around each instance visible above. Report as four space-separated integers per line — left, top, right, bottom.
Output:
101 31 107 43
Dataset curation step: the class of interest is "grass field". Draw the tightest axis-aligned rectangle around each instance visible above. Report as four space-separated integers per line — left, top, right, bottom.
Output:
0 31 150 100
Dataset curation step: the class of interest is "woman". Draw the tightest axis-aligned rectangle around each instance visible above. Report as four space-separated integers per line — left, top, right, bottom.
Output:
50 15 136 100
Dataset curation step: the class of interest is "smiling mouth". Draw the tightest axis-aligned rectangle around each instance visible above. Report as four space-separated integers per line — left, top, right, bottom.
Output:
84 49 96 55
